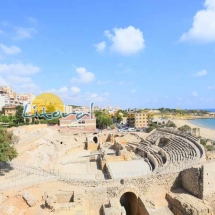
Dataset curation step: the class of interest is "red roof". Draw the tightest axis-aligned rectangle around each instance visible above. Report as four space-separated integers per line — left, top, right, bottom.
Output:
60 114 91 121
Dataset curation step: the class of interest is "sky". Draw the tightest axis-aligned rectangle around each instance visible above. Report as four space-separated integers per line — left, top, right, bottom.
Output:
0 0 215 109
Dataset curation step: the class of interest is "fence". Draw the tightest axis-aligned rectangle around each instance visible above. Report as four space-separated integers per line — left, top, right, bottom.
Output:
0 158 202 191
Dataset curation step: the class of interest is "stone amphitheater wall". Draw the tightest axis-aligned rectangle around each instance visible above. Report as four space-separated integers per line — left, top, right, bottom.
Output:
63 171 181 213
158 128 206 160
181 166 203 199
180 161 215 200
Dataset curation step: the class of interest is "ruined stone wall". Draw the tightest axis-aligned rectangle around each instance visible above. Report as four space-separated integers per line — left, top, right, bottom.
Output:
181 161 215 200
63 171 181 214
138 198 149 215
181 166 203 199
9 124 48 135
203 161 215 199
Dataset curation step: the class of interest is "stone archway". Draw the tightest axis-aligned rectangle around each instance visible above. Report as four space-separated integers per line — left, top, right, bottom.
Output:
120 192 138 215
93 136 98 144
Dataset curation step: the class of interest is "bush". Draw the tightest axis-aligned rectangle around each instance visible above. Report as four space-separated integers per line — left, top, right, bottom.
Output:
200 138 207 146
109 124 116 129
146 126 156 133
0 128 18 161
178 125 191 133
166 120 176 128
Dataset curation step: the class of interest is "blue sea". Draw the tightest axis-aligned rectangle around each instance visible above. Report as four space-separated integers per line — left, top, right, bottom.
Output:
189 119 215 130
201 109 215 112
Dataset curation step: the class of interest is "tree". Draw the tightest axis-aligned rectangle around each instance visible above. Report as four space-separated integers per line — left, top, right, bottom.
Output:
146 126 156 133
1 116 9 123
178 125 191 133
0 128 18 162
166 120 176 128
15 106 24 125
47 118 59 125
96 113 113 129
115 110 123 123
25 118 30 124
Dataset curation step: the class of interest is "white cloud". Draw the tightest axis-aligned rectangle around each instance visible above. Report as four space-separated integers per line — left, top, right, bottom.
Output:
7 75 32 83
95 41 106 52
104 26 145 55
193 69 208 77
180 0 215 43
71 67 95 84
85 92 109 102
0 74 40 94
47 86 81 104
0 44 21 55
0 62 41 94
71 86 80 93
207 85 215 89
14 27 37 40
0 63 40 75
131 89 136 93
59 86 68 93
191 91 198 97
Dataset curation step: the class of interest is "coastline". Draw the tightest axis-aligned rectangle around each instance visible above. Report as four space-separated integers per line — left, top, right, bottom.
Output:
173 119 215 141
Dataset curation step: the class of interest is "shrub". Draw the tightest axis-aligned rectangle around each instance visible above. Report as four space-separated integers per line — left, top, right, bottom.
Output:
0 128 18 161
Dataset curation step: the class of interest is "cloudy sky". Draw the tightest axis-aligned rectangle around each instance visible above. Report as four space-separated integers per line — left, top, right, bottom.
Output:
0 0 215 109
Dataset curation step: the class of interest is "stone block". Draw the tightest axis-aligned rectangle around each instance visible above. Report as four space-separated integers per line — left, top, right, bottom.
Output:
22 191 37 207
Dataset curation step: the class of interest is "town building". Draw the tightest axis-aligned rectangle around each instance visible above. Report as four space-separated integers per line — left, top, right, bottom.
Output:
64 105 73 114
2 105 17 116
134 112 148 128
0 95 6 110
59 115 96 130
127 111 149 128
16 93 36 105
0 86 35 107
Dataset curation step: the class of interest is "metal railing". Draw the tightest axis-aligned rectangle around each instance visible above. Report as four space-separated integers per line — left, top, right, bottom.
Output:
0 158 201 191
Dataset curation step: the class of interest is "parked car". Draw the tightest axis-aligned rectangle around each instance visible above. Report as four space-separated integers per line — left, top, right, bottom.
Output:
128 128 136 132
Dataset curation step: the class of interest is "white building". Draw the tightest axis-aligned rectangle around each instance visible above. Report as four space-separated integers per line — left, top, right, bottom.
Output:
0 95 5 111
64 105 73 114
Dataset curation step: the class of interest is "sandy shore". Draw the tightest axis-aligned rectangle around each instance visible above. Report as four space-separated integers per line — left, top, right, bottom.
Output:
173 119 215 140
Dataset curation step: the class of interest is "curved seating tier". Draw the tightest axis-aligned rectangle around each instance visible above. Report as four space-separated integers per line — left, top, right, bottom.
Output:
137 143 165 171
136 128 204 173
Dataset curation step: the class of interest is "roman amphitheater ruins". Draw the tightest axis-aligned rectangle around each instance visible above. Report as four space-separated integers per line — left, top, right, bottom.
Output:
1 124 215 215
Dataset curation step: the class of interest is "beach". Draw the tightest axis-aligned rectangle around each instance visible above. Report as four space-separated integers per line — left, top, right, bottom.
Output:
173 119 215 141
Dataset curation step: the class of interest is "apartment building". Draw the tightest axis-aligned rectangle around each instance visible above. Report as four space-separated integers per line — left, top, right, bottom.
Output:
16 93 36 104
0 86 35 107
127 111 149 128
135 112 148 128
